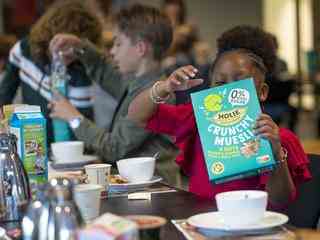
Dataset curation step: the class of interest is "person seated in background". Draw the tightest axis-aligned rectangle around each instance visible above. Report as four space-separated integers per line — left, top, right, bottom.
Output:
127 25 311 206
89 0 118 130
48 4 181 186
0 0 102 144
264 34 297 130
161 0 211 104
0 35 17 84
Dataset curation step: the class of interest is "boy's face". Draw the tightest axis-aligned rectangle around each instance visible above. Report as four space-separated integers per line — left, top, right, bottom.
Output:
110 28 140 75
211 51 269 102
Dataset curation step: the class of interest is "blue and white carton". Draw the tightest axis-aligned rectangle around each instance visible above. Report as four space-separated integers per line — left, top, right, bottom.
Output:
10 105 48 189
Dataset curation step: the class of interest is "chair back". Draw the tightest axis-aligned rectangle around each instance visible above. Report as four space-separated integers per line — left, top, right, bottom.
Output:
285 154 320 229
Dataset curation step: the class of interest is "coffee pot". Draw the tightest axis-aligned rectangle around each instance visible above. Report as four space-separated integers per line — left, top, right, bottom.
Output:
22 177 84 240
0 133 31 222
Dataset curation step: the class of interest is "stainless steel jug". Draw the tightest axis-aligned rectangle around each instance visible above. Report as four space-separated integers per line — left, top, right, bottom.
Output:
0 133 31 222
22 178 84 240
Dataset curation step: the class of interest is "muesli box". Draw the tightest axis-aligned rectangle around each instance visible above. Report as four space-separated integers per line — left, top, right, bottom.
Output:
9 105 48 189
191 78 276 183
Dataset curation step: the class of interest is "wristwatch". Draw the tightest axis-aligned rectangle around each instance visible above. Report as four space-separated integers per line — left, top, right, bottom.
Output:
69 116 84 130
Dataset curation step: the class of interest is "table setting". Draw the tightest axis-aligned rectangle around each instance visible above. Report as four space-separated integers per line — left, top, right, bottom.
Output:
171 190 293 239
0 138 320 239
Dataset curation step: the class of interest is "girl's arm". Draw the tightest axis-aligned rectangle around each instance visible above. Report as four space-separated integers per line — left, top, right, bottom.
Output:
254 114 295 205
128 65 202 127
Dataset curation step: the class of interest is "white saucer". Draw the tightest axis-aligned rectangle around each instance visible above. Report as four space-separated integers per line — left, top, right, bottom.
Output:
109 175 163 192
188 211 288 232
51 155 97 170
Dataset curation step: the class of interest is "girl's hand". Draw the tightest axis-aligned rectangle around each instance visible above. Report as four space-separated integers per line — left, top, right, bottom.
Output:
163 65 203 93
254 113 282 159
49 33 82 65
48 95 82 122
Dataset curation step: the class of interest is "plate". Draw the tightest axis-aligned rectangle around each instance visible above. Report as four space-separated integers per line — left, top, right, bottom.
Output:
51 155 97 170
109 175 163 192
188 211 288 232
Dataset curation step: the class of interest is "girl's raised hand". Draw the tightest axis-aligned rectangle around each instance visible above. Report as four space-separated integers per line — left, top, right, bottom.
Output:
165 65 203 93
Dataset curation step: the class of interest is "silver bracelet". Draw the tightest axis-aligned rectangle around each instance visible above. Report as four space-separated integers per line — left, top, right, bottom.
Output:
277 147 288 164
149 81 170 104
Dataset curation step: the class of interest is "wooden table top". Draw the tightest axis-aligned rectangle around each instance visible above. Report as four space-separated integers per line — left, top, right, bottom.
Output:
101 187 320 239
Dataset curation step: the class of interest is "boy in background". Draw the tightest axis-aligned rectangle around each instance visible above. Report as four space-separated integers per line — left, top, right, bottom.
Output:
49 4 180 185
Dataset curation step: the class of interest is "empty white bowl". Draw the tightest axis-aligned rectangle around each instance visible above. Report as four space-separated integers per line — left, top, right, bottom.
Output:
51 141 84 163
116 157 156 183
215 190 268 227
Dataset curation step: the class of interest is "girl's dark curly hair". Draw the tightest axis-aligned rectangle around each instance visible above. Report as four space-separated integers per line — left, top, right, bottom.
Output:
29 0 103 64
215 25 276 75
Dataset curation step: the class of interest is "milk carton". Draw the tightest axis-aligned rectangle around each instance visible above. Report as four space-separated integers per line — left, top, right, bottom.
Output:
9 105 48 189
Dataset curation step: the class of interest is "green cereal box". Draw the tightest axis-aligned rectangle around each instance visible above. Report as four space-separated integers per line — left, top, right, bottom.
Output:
191 78 276 183
9 105 48 190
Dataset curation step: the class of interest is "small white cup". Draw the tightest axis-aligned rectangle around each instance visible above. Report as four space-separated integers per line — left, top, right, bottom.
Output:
51 141 84 163
85 164 111 196
74 184 103 222
215 190 268 227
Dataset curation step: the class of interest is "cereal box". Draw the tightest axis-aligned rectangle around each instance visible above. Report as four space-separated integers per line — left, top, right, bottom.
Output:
191 78 276 183
9 105 48 190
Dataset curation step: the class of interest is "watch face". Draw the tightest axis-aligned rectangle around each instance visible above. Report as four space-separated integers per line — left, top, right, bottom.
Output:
70 118 81 129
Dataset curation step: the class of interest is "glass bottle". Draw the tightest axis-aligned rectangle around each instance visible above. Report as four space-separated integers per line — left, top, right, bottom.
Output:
51 51 72 142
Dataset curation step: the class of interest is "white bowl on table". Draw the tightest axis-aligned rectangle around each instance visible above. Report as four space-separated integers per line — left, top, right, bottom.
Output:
116 157 156 183
51 141 84 163
215 190 268 227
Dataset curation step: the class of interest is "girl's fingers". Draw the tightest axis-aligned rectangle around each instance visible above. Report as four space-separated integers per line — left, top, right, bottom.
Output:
50 36 64 53
187 78 204 88
254 119 273 129
181 65 198 77
258 133 274 141
175 70 190 81
169 74 182 85
254 125 274 135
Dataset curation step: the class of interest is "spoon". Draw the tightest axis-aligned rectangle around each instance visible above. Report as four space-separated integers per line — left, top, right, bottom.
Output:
153 152 160 160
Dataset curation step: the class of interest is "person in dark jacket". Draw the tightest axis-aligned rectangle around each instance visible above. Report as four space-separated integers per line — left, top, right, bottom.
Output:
0 0 103 144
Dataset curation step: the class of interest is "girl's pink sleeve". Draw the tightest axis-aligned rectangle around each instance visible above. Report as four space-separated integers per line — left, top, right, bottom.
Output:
146 104 193 137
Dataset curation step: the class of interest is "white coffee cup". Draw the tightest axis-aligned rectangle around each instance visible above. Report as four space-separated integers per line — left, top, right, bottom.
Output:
51 141 84 163
116 157 155 183
85 164 111 188
215 190 268 227
74 184 103 222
